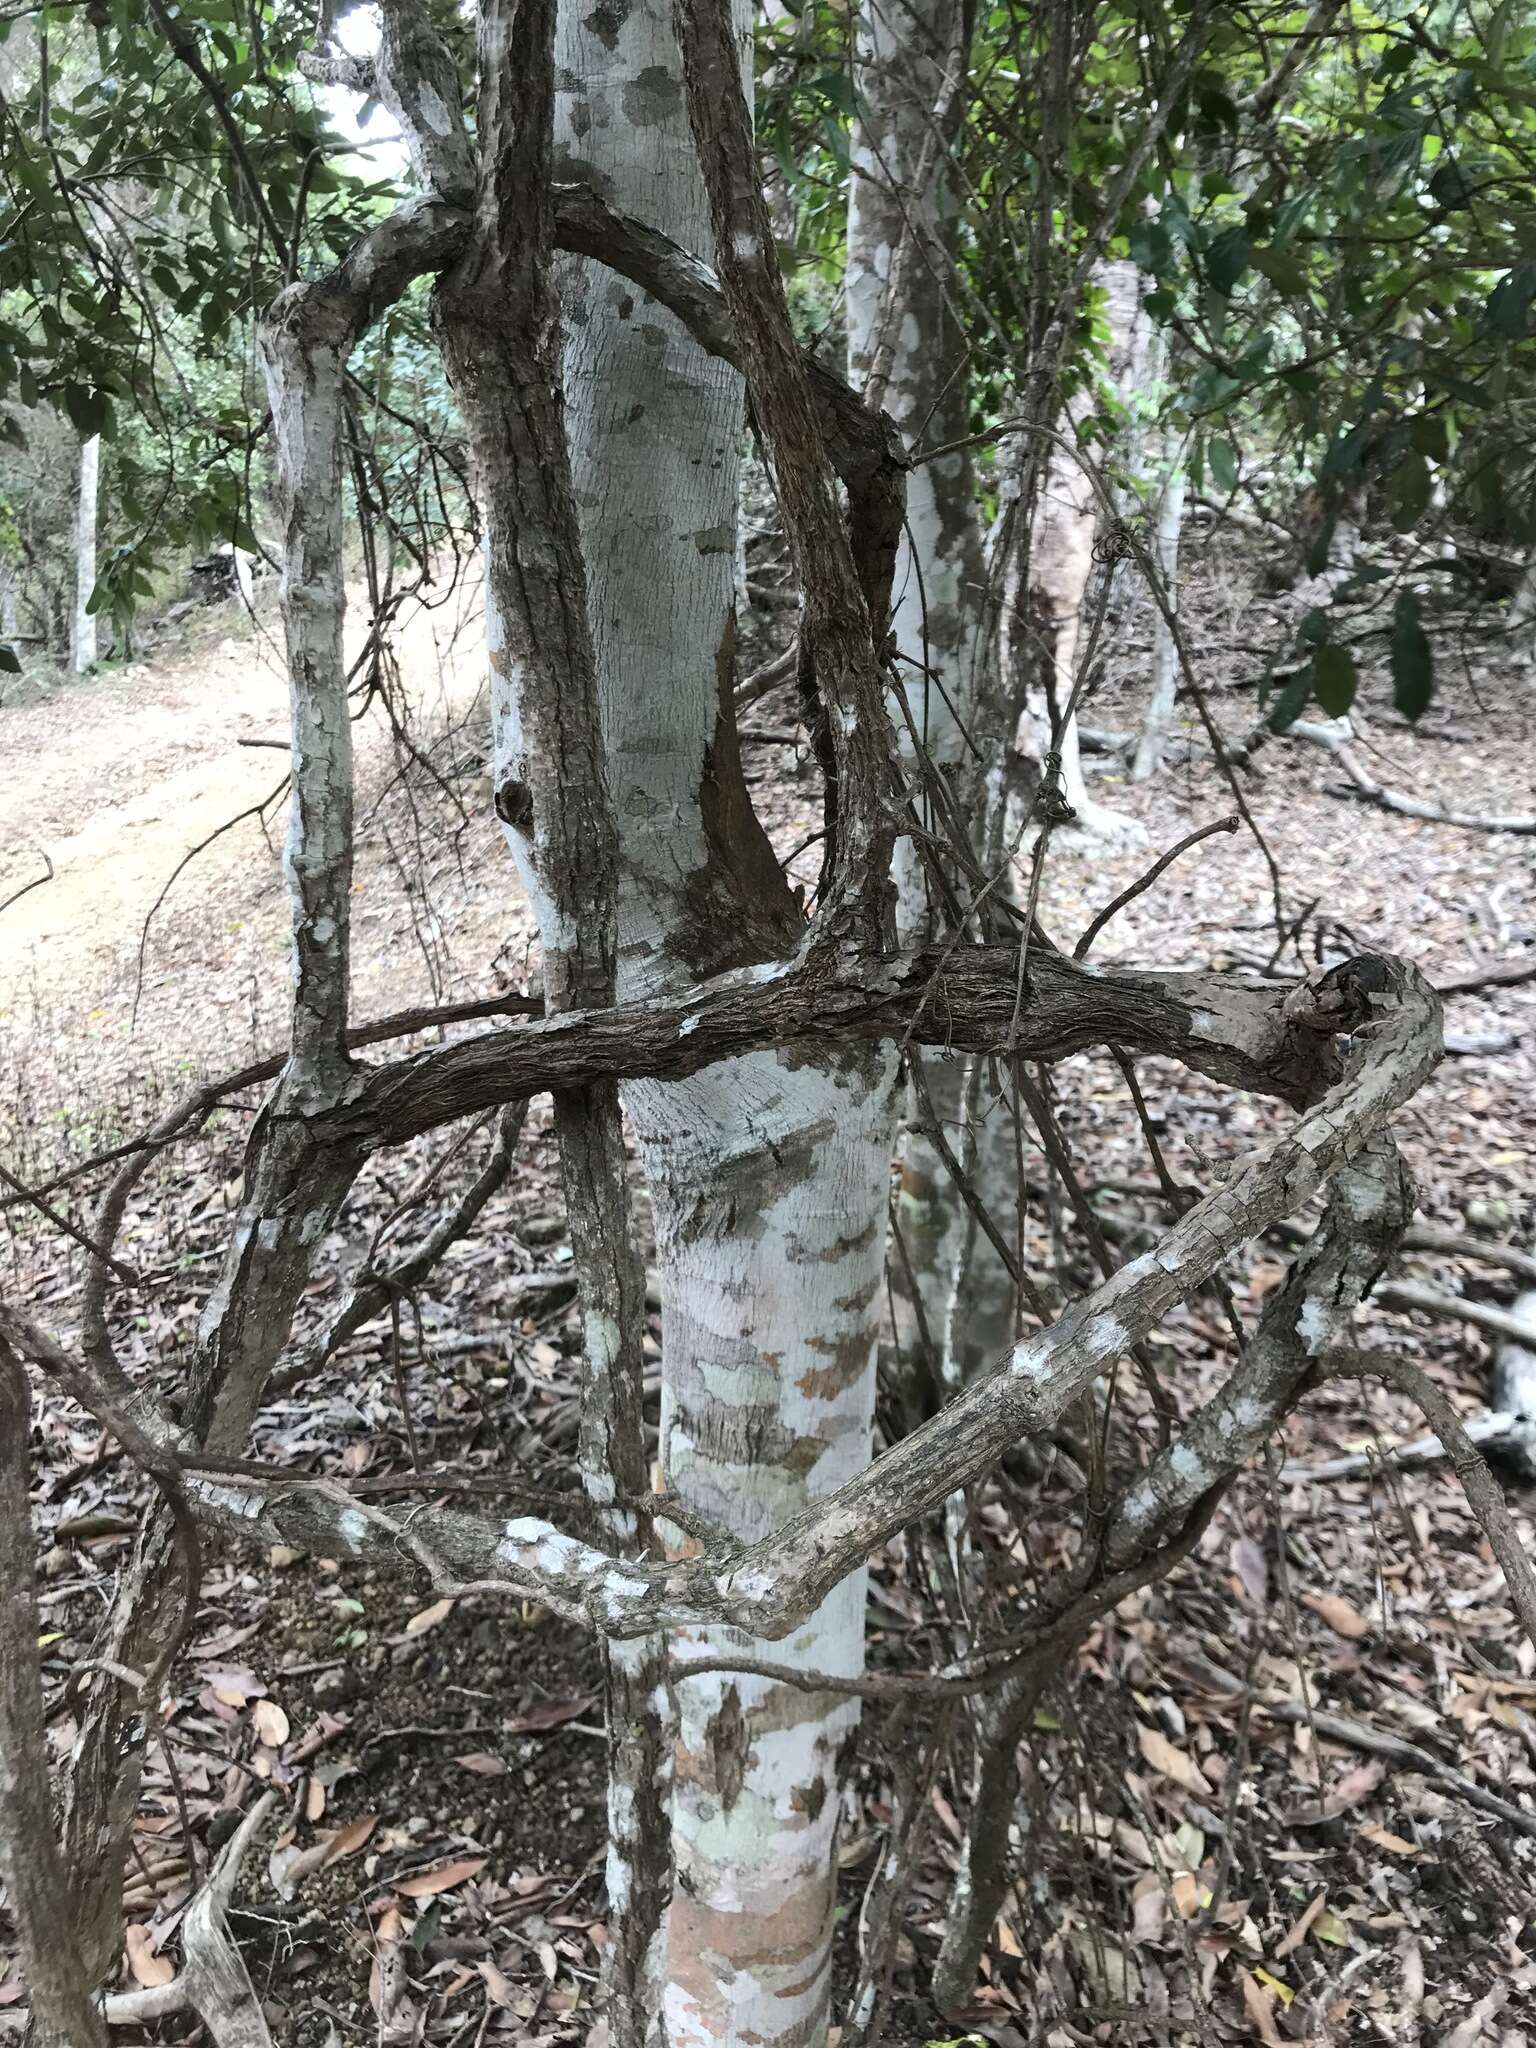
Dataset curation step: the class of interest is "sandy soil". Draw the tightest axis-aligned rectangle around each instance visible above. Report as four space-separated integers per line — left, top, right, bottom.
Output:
0 580 516 1100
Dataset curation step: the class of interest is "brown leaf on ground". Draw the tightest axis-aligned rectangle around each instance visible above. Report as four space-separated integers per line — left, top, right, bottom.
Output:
124 1923 175 1989
1137 1723 1213 1796
1301 1590 1372 1639
394 1856 487 1899
505 1693 595 1734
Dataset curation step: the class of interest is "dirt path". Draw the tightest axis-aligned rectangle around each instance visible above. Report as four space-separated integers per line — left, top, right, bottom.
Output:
0 587 505 1098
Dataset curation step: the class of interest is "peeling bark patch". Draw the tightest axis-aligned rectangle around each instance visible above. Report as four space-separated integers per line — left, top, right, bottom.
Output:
792 1775 827 1822
706 1683 749 1812
692 523 734 555
494 778 535 834
581 0 630 49
620 65 683 127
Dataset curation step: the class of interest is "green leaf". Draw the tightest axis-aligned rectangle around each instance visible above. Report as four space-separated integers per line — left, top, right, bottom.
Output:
1311 643 1357 717
62 384 108 438
1266 665 1313 732
1487 263 1536 338
1391 590 1434 720
1305 518 1336 579
0 644 20 674
1209 437 1238 493
1409 415 1449 462
1128 220 1173 274
1389 450 1432 532
1297 607 1331 647
1250 245 1307 295
1205 225 1252 295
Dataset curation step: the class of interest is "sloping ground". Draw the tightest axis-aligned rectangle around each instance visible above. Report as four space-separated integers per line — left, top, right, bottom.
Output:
2 551 1535 2043
0 577 514 1129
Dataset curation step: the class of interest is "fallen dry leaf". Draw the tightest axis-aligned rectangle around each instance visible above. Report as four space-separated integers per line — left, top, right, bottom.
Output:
1137 1724 1212 1797
252 1698 290 1749
480 1959 517 2008
1301 1590 1371 1640
1240 1971 1285 2047
269 1811 380 1899
1230 1534 1269 1606
404 1596 455 1638
1275 1886 1327 1957
393 1856 487 1899
455 1752 508 1776
506 1693 597 1735
1358 1821 1420 1857
1130 1871 1166 1945
124 1924 175 1990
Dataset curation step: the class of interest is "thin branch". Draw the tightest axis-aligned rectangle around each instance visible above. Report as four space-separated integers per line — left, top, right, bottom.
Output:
1074 815 1240 959
0 849 53 918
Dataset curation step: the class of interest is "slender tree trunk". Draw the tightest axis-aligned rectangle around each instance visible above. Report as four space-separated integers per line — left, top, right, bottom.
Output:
845 0 1015 1394
0 1348 111 2048
1015 262 1146 847
71 432 99 674
1131 431 1188 779
555 6 898 2041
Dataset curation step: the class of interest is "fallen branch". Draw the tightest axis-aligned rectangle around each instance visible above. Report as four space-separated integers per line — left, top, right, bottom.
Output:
1279 1405 1536 1486
102 1791 278 2039
1183 1654 1536 1841
1290 722 1536 835
1436 953 1536 997
1263 1216 1536 1292
1371 1278 1536 1350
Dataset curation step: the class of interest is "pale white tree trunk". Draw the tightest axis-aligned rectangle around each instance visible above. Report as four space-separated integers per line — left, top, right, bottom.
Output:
555 6 898 2041
1016 261 1146 848
1512 554 1536 662
1131 431 1188 780
844 0 1016 1393
71 432 99 673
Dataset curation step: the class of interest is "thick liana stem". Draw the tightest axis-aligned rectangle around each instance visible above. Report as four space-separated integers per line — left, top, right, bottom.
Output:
53 192 459 2003
934 1123 1416 2008
675 0 900 945
423 0 668 2028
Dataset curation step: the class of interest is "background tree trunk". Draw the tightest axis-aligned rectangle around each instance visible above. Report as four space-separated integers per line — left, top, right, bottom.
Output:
71 432 99 674
845 0 1016 1397
1017 261 1146 847
555 6 898 2039
1132 429 1188 779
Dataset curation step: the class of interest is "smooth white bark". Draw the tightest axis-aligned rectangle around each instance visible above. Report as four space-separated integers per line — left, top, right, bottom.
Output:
72 432 100 673
1131 433 1188 780
1017 262 1147 847
555 6 898 2040
845 0 1017 1389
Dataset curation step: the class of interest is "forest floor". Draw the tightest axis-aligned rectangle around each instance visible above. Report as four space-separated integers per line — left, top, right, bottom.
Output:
2 522 1535 2045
